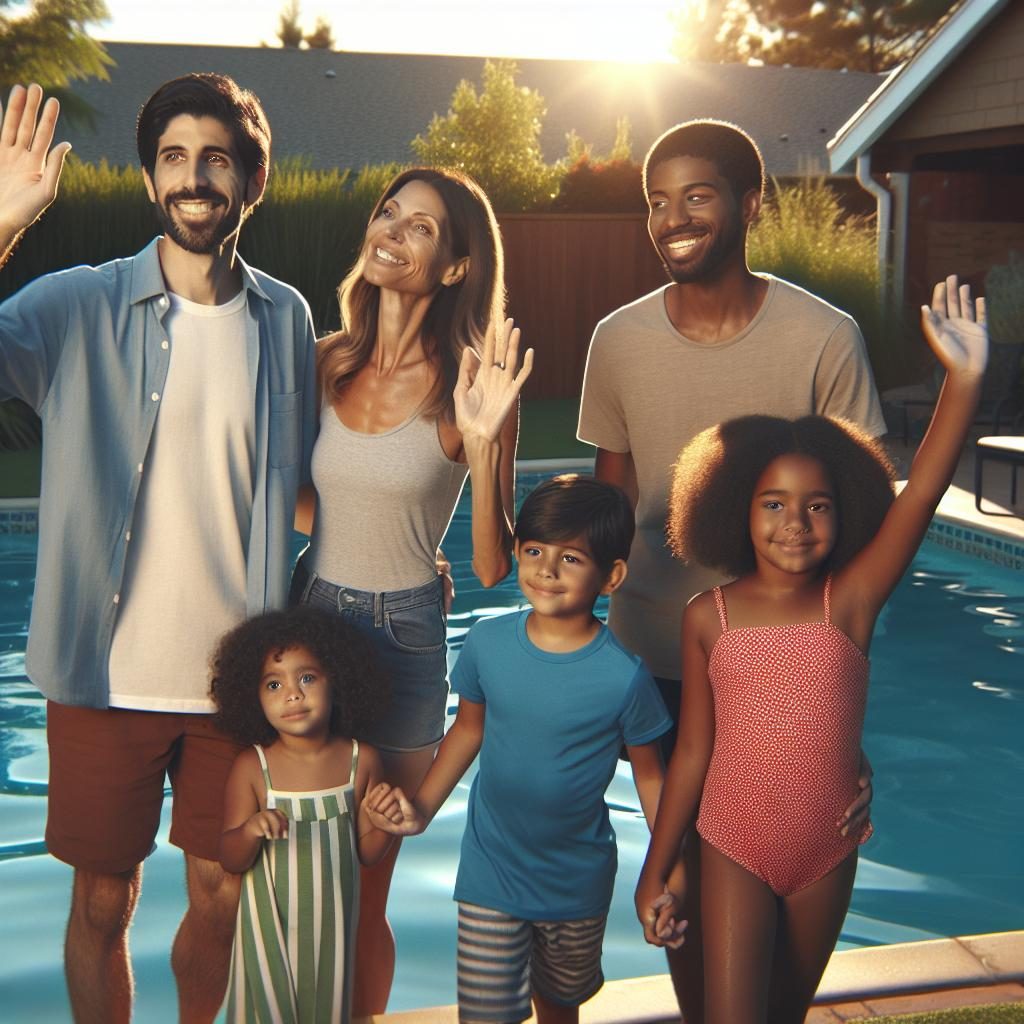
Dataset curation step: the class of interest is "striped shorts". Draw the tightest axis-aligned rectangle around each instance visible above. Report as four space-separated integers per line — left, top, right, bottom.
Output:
456 902 607 1023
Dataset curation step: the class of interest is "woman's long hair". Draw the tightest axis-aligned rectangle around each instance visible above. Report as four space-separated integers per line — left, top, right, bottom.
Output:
318 167 506 420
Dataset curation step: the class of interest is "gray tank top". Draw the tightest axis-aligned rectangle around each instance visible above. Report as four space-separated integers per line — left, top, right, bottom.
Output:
308 404 469 592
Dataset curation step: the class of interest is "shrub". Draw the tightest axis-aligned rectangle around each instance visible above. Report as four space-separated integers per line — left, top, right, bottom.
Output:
748 178 909 389
551 156 645 213
411 59 562 213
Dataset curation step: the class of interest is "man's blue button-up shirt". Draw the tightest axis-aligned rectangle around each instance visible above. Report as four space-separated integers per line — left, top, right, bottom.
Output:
0 238 317 707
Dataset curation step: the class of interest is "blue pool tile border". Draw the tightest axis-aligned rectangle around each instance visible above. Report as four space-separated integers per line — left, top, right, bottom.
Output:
4 486 1023 573
926 519 1024 571
0 500 38 535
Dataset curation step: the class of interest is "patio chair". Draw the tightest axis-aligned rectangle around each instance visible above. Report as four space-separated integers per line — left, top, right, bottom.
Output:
883 338 1023 443
974 434 1024 514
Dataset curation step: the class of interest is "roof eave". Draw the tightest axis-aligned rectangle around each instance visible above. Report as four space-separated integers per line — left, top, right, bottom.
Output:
827 0 1009 173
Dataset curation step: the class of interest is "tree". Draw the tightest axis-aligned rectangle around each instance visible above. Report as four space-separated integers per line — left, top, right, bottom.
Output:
276 0 304 48
0 0 112 124
305 16 334 49
672 0 958 72
411 60 563 213
671 0 758 64
0 0 111 451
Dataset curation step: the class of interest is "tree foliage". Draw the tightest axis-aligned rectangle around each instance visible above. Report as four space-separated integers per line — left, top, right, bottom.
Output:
672 0 958 72
0 0 112 124
305 16 334 49
276 0 304 47
411 59 563 213
273 1 336 50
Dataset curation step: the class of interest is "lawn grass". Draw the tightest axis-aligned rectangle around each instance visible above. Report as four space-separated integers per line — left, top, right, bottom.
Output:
518 398 593 462
858 1004 1024 1023
0 400 588 501
0 447 41 499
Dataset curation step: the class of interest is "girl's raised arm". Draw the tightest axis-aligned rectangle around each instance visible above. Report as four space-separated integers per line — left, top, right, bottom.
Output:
839 275 987 631
634 593 716 946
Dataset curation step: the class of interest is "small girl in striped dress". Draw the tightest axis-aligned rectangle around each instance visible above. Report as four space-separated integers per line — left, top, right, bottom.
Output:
211 606 397 1023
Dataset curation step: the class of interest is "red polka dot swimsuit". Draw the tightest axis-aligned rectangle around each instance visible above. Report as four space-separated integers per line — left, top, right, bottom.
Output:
696 575 873 896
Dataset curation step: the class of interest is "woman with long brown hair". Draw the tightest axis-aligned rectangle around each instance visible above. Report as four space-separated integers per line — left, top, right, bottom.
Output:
291 167 532 1012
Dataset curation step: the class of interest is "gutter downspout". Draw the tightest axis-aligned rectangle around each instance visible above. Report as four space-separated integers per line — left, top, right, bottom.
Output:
856 151 891 312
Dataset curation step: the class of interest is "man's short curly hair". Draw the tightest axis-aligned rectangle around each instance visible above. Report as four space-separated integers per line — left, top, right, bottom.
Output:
643 119 765 204
668 415 896 579
209 607 388 747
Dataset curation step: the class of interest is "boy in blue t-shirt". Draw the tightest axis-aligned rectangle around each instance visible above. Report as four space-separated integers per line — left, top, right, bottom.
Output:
367 475 686 1024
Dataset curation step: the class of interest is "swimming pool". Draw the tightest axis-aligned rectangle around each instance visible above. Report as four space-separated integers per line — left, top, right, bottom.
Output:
0 474 1022 1019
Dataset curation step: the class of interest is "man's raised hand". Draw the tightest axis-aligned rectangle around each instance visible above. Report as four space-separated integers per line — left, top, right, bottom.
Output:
0 84 70 249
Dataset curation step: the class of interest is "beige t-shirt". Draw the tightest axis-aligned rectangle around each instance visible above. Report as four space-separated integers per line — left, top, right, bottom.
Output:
577 276 887 680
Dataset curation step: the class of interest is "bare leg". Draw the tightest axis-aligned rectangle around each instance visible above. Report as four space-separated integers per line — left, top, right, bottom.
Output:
767 852 857 1024
352 744 437 1015
172 854 241 1024
533 988 580 1024
666 831 704 1024
700 840 777 1024
65 864 142 1024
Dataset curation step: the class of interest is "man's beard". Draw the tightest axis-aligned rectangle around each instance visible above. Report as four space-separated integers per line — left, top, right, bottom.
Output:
153 188 242 255
658 213 745 285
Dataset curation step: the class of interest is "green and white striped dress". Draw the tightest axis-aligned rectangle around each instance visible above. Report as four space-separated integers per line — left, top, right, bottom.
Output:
225 742 360 1023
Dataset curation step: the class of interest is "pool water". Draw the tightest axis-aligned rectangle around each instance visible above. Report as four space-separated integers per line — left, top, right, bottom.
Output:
0 483 1022 1019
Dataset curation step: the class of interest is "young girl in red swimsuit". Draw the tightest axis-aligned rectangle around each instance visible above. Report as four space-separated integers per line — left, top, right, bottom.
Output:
635 276 988 1024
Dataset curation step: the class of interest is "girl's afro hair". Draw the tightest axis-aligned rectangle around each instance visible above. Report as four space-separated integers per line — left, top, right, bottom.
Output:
668 414 896 579
209 606 389 747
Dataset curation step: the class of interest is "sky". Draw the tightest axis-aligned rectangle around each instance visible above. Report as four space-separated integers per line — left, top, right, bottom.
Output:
94 0 682 64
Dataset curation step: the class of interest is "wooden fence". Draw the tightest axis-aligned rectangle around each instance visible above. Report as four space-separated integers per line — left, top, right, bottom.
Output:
497 214 665 400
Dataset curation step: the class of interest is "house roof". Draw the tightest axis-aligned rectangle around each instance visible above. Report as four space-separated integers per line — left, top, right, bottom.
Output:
62 42 885 177
828 0 1010 172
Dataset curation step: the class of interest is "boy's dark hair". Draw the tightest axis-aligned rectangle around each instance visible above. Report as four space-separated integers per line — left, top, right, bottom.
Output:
514 474 635 574
643 119 765 204
668 415 896 579
136 73 271 182
209 606 388 747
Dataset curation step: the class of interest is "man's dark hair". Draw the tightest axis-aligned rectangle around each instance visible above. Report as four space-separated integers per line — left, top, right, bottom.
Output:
514 474 635 575
136 73 271 181
643 119 765 203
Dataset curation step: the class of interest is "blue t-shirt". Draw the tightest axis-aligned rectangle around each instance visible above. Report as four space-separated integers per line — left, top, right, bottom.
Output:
450 610 671 920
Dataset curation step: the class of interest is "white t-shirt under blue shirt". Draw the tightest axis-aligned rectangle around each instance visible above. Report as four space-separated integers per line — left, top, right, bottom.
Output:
450 610 671 921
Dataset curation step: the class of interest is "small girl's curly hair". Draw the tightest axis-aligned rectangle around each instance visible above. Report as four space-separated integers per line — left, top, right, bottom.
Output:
668 415 896 579
209 606 389 747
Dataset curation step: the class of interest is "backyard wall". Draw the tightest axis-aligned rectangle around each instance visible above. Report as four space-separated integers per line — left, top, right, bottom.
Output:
906 171 1024 305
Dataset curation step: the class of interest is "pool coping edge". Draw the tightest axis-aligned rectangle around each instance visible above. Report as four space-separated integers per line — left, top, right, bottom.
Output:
359 931 1024 1023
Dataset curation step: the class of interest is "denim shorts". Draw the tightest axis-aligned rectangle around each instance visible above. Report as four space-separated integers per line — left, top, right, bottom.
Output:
291 556 449 751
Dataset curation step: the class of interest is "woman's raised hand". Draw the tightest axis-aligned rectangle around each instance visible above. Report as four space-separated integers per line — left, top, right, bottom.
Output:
455 317 534 444
0 85 70 239
921 275 988 380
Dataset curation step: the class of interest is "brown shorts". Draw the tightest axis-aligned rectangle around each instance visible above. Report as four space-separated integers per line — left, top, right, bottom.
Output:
45 701 244 874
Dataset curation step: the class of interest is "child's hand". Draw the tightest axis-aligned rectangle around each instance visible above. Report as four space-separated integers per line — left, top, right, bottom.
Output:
921 275 988 379
363 782 426 836
245 808 288 841
651 888 688 950
626 872 684 950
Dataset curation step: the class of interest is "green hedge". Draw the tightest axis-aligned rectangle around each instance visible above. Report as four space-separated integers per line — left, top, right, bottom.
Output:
0 157 397 333
1 163 893 386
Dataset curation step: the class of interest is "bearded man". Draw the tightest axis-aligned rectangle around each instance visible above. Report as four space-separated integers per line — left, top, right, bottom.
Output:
0 74 316 1022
